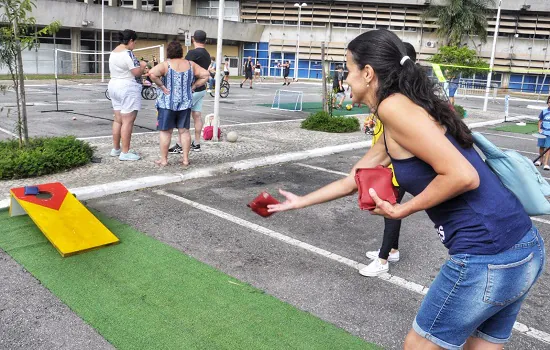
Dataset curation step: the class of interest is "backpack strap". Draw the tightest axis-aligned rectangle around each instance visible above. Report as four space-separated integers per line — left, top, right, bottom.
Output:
472 132 506 159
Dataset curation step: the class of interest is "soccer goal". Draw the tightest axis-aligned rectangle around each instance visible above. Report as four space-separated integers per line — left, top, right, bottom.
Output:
271 89 304 112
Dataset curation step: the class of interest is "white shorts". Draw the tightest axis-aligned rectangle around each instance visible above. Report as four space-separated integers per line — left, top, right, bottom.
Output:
254 68 260 74
108 80 142 114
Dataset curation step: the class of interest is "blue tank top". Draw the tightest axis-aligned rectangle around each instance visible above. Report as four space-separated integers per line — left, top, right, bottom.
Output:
156 61 193 111
385 132 532 255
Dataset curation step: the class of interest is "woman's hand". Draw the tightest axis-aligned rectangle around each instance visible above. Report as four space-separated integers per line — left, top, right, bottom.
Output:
160 86 170 95
368 188 406 220
267 189 303 213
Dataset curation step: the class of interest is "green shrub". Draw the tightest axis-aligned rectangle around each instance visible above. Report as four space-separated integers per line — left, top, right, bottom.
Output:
0 136 94 180
454 104 466 118
301 111 360 133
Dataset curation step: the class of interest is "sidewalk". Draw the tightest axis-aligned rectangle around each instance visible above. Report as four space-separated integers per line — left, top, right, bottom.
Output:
0 109 516 204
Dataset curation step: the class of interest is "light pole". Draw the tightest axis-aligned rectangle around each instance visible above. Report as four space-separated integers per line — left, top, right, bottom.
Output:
101 0 104 82
294 2 307 81
483 0 502 112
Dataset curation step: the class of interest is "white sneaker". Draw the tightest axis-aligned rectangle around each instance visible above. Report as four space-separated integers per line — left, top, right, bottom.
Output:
359 259 389 277
365 249 400 262
545 165 550 171
535 161 542 166
119 152 141 161
110 148 121 157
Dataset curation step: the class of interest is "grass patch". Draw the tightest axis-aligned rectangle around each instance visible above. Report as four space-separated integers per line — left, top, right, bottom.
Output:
301 111 360 133
0 210 380 349
454 104 466 118
493 121 539 134
259 101 370 116
0 136 94 179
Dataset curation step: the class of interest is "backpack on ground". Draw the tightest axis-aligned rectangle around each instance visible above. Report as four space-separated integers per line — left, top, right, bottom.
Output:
202 113 222 141
473 132 550 216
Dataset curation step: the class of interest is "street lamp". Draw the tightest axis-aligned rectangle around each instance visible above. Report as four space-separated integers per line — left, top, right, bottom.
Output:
483 0 502 111
294 2 307 81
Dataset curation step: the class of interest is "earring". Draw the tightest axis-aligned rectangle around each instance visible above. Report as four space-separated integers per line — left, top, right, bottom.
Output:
367 84 370 88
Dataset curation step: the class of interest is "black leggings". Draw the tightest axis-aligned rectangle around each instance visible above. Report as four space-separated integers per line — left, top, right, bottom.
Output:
378 187 406 260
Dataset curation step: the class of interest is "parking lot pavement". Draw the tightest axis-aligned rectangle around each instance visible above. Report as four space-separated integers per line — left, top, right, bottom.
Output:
86 141 549 350
0 81 316 139
1 82 550 349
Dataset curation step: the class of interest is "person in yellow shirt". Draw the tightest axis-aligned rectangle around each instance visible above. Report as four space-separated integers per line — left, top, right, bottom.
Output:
359 115 406 277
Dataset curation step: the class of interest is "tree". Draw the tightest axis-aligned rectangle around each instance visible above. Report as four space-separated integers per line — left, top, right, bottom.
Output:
430 45 489 78
0 0 60 145
423 0 495 47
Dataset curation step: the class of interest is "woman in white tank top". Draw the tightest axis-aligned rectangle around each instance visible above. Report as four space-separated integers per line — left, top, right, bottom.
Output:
107 29 146 161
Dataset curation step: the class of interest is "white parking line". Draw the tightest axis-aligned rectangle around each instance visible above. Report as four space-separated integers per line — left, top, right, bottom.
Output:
295 163 349 176
153 189 429 296
0 126 16 137
501 147 539 156
153 189 550 345
480 132 536 141
531 217 550 225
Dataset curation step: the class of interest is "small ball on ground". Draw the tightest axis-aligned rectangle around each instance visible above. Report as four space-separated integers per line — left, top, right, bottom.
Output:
227 131 238 142
72 117 77 120
345 104 353 111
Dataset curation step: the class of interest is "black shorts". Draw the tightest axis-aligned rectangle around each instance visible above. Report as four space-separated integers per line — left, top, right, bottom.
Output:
283 73 289 78
224 71 229 76
245 71 253 79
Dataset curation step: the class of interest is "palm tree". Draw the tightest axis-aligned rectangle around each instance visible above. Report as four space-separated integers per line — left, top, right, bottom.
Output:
423 0 495 47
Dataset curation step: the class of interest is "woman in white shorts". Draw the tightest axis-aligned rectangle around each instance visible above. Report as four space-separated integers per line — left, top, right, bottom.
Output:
254 61 261 82
108 29 146 161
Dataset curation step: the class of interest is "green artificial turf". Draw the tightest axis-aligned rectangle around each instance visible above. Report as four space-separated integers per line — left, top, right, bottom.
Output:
0 210 380 350
492 121 539 134
259 101 371 116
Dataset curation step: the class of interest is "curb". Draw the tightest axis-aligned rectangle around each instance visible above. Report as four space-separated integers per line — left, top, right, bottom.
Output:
0 141 371 210
466 115 537 128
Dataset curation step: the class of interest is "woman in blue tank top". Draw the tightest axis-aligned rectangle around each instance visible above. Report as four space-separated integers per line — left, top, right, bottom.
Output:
148 41 209 166
268 29 545 350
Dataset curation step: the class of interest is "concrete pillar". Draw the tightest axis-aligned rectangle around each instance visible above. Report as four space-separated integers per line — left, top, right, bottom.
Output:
501 73 511 89
70 28 81 75
158 0 166 13
108 0 115 6
172 0 184 14
172 0 191 15
133 0 141 10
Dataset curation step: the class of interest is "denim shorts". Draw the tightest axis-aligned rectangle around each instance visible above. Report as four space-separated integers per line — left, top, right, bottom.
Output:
191 90 206 112
156 108 190 131
537 136 550 148
448 86 458 97
413 226 545 349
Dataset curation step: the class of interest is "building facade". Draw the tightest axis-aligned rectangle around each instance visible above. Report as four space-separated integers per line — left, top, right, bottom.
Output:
3 0 550 92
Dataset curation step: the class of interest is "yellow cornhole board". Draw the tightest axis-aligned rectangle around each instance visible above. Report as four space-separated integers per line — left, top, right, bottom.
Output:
9 182 119 257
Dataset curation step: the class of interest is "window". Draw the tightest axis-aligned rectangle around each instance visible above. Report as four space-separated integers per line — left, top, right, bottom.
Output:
196 0 240 21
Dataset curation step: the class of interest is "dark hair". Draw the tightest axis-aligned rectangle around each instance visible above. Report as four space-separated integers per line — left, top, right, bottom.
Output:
167 41 183 59
118 29 137 45
211 56 216 60
547 96 550 103
192 30 207 44
403 42 417 62
348 29 472 148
